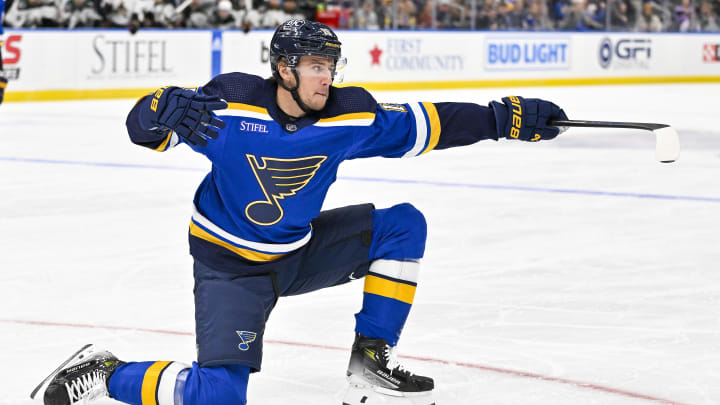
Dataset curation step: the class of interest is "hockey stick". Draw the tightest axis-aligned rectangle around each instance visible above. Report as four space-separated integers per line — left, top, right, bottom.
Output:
550 120 680 163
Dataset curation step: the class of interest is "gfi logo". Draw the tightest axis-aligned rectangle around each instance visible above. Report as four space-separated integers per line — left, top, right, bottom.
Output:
599 38 652 69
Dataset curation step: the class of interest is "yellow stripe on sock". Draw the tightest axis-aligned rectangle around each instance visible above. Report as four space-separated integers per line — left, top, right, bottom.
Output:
363 275 416 305
420 102 441 155
141 361 172 405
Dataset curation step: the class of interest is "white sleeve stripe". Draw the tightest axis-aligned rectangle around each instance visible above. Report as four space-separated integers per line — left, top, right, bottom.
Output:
314 118 375 127
368 259 420 283
218 110 273 121
157 362 190 405
403 103 428 158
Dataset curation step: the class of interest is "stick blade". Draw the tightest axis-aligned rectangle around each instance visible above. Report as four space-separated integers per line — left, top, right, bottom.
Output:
653 126 680 163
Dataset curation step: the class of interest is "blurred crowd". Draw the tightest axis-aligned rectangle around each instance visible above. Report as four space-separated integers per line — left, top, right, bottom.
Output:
1 0 718 31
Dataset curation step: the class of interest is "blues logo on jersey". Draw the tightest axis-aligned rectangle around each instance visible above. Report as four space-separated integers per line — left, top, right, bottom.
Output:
245 155 327 226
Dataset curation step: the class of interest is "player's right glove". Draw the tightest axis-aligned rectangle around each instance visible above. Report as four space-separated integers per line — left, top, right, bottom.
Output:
490 96 567 142
138 86 228 147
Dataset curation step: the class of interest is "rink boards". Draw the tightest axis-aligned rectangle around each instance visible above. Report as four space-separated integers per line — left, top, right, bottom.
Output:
2 29 720 101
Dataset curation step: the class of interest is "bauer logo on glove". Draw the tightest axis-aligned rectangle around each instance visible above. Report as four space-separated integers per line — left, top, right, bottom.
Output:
490 95 568 142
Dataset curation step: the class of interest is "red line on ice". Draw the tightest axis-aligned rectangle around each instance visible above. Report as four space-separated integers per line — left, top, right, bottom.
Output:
1 319 689 405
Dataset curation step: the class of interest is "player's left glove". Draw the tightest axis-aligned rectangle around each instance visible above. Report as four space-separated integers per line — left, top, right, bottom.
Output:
490 96 568 142
139 86 228 147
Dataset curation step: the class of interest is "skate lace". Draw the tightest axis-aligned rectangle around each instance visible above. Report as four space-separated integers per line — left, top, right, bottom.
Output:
383 346 413 376
64 370 106 404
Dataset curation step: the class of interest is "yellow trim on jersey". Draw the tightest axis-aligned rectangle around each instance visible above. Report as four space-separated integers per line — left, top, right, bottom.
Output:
0 82 7 89
363 275 416 305
189 221 286 262
140 361 171 405
153 131 173 152
420 102 441 155
317 112 376 123
227 102 269 115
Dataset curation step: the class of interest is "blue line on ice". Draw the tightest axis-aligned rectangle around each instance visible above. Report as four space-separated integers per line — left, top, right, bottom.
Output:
3 156 719 203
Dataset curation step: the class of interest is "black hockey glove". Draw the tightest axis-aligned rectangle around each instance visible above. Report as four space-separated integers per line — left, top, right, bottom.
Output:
0 76 7 105
490 96 568 142
139 86 228 147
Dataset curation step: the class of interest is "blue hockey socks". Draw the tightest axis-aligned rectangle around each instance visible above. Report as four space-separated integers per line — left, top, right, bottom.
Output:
355 259 420 346
109 361 249 405
356 204 427 345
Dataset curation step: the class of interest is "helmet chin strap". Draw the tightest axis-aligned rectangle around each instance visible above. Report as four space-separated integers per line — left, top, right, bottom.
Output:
278 69 317 116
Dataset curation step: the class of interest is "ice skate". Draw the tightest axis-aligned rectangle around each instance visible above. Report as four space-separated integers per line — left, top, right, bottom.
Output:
343 334 435 405
30 344 125 405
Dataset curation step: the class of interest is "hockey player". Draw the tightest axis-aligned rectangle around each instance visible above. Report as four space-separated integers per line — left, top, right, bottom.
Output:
1 0 7 105
32 19 568 405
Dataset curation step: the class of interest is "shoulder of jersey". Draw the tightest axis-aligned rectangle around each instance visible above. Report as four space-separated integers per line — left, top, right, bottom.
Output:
200 72 270 105
316 86 378 127
323 86 377 117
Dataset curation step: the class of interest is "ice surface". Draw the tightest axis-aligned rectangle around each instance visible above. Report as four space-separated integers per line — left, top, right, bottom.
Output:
1 84 719 405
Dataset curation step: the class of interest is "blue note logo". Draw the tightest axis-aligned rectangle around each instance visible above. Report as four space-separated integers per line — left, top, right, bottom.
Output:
236 331 257 351
245 154 327 226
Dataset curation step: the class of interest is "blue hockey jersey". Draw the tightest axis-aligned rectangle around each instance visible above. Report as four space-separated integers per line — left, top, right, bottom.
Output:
126 73 498 268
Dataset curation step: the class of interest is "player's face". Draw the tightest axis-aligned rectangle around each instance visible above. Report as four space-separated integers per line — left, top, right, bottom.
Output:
295 56 335 111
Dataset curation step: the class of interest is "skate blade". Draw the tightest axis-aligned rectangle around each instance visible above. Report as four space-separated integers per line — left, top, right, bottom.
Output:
29 344 95 400
343 383 435 405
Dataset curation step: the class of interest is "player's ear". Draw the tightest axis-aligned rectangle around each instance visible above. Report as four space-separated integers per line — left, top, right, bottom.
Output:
277 60 296 87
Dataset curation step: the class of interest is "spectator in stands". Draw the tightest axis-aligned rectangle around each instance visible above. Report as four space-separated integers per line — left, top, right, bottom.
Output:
5 0 60 27
354 0 380 28
476 0 509 29
434 0 454 27
634 0 662 31
524 0 551 29
699 0 719 31
588 0 606 26
395 0 417 27
416 0 433 27
551 0 569 26
282 0 304 20
506 0 528 28
144 0 177 27
62 0 102 27
559 0 603 29
672 0 698 31
209 0 238 27
180 0 213 27
259 0 289 27
102 0 132 27
609 0 631 30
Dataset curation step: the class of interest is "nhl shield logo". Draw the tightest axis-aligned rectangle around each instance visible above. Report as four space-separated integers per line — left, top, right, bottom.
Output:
236 331 257 351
